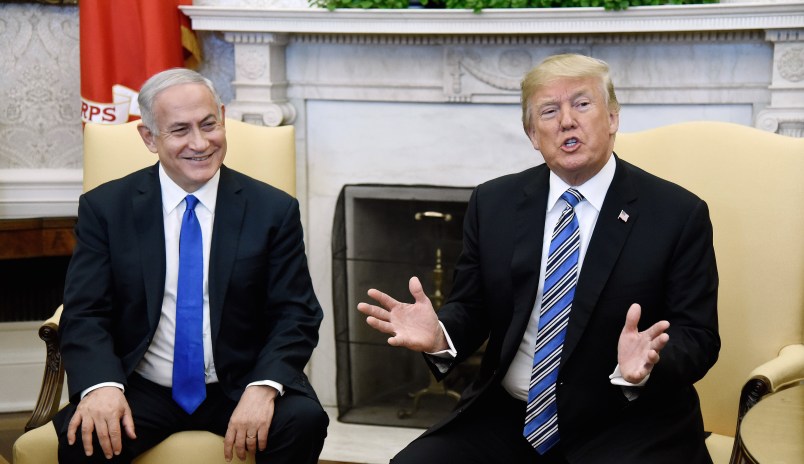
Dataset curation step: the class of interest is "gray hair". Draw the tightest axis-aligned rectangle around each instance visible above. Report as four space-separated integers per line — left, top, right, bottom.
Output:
138 68 222 133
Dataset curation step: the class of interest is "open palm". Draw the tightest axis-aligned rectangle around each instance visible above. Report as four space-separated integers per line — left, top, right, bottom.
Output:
357 276 447 353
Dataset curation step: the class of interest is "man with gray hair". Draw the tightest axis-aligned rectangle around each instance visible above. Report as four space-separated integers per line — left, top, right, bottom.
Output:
53 68 328 463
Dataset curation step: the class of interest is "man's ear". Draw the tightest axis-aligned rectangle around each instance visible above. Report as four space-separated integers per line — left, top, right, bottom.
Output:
609 110 620 135
527 129 540 151
137 123 158 153
220 105 226 126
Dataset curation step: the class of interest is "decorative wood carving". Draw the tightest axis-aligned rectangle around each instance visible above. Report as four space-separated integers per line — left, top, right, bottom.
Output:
25 310 64 431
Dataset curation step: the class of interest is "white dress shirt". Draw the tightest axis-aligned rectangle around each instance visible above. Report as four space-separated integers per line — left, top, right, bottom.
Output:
501 154 616 400
134 165 220 386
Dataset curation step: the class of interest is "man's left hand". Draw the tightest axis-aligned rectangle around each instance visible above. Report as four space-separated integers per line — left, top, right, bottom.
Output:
617 303 670 384
224 385 278 462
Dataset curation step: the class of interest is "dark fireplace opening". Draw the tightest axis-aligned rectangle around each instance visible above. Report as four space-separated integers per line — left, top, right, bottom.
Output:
332 184 479 428
0 217 76 323
0 256 70 322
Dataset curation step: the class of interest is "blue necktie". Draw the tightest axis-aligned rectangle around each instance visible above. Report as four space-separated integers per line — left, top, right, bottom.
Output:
173 194 206 414
524 188 584 454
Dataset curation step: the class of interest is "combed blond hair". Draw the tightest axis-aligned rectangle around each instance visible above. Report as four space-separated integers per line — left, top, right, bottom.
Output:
520 54 620 135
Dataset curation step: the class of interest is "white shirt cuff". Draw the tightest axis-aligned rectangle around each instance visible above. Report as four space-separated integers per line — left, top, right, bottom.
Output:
247 380 285 396
425 322 457 374
81 382 125 400
609 365 649 402
426 321 458 358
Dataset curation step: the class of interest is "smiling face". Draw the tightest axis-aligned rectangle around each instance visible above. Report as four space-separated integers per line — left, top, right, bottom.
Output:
526 76 619 186
138 82 226 193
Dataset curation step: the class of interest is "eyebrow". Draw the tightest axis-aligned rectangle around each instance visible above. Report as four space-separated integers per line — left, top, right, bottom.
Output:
163 114 217 131
536 89 594 110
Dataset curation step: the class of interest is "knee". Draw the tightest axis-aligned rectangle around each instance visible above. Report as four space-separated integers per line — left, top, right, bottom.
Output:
276 394 329 442
291 398 329 440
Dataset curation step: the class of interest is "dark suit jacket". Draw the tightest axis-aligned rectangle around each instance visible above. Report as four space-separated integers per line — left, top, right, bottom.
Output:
60 163 323 405
427 156 720 463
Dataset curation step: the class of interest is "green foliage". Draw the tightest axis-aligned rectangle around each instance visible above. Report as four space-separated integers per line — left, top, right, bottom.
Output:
309 0 717 11
311 0 408 10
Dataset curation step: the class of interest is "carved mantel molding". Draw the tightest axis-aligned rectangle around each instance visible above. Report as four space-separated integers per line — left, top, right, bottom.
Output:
183 2 804 135
758 28 804 137
184 2 804 35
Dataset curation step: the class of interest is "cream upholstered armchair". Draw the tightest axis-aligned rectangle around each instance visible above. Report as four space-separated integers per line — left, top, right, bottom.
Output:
13 118 296 464
614 121 804 464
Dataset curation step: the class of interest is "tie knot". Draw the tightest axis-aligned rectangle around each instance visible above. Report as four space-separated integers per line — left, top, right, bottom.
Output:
185 195 199 212
561 188 583 208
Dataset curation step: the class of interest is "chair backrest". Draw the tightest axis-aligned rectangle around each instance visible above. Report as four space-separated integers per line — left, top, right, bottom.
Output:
614 121 804 436
82 118 296 196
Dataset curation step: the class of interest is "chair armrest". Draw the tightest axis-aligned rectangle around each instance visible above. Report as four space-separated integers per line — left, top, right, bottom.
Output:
25 305 65 431
728 344 804 464
738 344 804 420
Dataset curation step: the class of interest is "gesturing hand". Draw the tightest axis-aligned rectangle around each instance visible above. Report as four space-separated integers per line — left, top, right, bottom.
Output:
67 386 136 459
617 303 670 384
357 276 448 353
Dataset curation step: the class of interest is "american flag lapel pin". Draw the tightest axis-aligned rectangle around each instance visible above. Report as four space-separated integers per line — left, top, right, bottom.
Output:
618 210 630 223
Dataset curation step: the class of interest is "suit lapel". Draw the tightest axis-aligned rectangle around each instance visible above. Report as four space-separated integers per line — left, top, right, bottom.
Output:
561 155 638 364
209 166 245 342
500 167 550 366
133 164 167 331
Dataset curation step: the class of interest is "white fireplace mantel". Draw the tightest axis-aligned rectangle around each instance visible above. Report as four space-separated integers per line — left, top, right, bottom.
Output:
184 2 804 35
182 1 804 410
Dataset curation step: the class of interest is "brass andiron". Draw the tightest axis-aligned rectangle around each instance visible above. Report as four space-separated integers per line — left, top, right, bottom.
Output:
398 212 461 419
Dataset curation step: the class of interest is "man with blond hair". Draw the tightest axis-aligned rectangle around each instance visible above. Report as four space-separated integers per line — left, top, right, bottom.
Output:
359 54 719 463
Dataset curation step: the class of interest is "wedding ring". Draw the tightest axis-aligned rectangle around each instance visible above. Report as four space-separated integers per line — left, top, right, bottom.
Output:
247 434 256 439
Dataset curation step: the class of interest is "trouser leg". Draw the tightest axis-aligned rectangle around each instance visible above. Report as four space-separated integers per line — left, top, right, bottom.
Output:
392 385 566 464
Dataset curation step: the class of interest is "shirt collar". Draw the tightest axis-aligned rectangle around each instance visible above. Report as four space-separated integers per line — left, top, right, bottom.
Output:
158 163 220 214
547 153 616 213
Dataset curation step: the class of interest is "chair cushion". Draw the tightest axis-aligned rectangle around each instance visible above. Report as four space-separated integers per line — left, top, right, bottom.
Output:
137 430 255 464
13 422 57 464
705 433 734 464
13 422 256 464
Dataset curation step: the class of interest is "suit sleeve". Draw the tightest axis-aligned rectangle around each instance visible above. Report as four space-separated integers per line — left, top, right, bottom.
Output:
249 198 323 392
652 198 720 387
427 187 493 377
61 193 128 402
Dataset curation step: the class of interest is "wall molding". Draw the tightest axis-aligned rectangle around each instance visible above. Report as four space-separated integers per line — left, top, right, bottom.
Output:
291 30 767 45
0 169 81 219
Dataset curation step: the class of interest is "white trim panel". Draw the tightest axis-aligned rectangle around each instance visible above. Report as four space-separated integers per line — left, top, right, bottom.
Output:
0 169 82 219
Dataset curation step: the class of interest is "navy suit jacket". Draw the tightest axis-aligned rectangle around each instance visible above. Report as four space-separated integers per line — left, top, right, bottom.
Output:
428 156 720 463
61 163 323 404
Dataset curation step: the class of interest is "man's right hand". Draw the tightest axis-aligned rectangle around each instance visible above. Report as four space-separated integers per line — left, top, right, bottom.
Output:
357 276 448 353
67 386 137 459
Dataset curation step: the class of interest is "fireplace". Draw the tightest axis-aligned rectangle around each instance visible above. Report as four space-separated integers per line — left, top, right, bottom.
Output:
332 184 477 428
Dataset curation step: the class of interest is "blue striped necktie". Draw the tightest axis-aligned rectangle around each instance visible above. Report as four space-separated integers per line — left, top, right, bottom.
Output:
524 188 584 454
173 194 206 414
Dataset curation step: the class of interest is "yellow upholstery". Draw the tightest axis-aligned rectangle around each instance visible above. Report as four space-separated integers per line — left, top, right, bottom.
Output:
83 118 296 195
13 117 296 464
614 121 804 463
13 424 253 464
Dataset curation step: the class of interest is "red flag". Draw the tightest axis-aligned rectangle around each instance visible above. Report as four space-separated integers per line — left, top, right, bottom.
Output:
80 0 201 125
